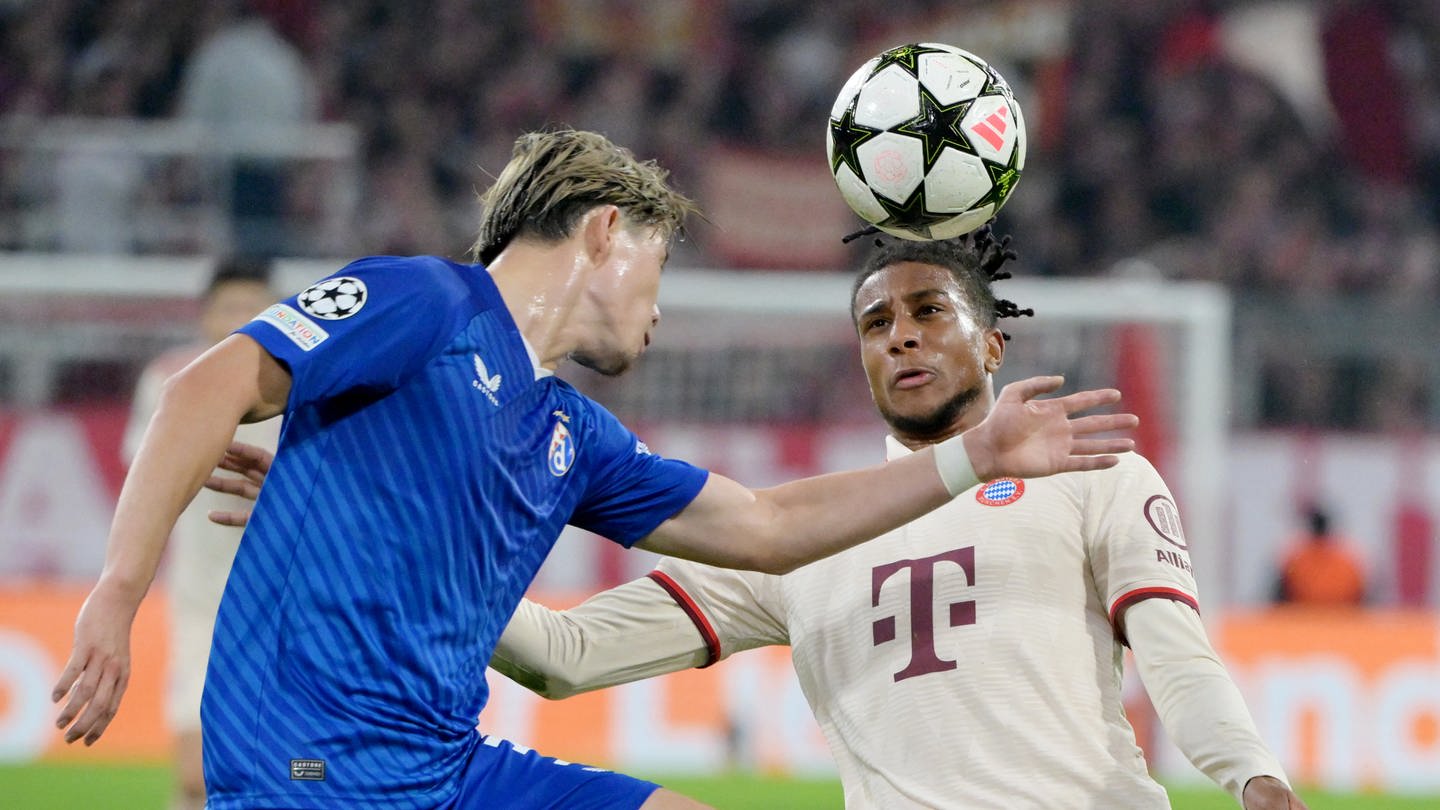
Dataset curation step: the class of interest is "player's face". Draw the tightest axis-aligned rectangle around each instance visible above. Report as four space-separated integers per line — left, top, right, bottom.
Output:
201 280 274 345
854 261 1004 443
572 224 668 377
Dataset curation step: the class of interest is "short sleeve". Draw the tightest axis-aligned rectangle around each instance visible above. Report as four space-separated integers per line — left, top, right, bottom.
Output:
567 403 708 546
236 256 473 410
1084 453 1201 641
651 557 788 664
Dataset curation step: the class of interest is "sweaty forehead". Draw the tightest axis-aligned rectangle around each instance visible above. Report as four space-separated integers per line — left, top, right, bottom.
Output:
854 261 963 314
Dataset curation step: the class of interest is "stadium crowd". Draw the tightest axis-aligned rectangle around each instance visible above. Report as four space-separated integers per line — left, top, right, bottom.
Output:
0 0 1435 427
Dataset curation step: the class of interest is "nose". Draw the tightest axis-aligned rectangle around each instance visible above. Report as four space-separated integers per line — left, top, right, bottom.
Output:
651 305 661 328
887 320 920 353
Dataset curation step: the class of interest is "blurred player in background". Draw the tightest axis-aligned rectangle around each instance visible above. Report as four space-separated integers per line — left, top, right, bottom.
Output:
480 229 1308 809
53 129 1134 810
122 257 281 810
1273 504 1366 607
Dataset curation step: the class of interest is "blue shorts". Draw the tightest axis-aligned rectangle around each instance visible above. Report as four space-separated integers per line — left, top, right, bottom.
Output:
450 735 660 809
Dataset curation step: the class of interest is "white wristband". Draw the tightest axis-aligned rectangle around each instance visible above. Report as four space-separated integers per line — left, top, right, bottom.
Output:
933 434 979 496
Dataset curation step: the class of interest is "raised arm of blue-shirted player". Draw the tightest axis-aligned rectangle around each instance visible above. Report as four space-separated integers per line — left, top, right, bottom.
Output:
639 376 1136 575
568 400 710 548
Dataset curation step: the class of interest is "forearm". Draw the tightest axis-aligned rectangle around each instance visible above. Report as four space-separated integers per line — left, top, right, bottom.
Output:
1126 599 1288 803
755 451 957 570
645 447 959 574
643 378 1135 573
492 580 709 699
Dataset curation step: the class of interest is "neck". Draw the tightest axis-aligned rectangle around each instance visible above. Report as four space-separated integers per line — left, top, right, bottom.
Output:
485 243 589 371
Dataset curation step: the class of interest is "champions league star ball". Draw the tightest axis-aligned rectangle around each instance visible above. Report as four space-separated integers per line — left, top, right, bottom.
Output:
297 276 367 320
827 43 1026 241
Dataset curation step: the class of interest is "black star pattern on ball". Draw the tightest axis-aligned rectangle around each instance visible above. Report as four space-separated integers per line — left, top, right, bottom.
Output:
876 185 960 235
973 148 1023 212
829 104 880 178
871 43 953 78
895 86 975 173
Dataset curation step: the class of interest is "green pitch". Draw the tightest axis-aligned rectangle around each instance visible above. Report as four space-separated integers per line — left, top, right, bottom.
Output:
1 763 1435 809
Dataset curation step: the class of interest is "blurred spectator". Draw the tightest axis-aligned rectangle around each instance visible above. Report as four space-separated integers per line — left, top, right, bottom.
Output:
1274 504 1367 606
177 0 316 257
54 49 144 252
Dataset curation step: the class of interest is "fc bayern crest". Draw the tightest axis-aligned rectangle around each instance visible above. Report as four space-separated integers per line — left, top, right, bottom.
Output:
975 477 1024 506
547 419 575 477
297 277 367 320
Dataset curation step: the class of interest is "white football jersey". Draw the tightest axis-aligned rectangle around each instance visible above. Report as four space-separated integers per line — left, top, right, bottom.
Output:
655 438 1199 809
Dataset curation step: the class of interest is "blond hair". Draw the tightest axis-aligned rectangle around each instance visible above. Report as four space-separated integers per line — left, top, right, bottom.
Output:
470 129 699 265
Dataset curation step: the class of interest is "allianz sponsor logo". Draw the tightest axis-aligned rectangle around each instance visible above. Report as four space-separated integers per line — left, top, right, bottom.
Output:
255 303 328 351
1154 548 1193 573
472 353 502 405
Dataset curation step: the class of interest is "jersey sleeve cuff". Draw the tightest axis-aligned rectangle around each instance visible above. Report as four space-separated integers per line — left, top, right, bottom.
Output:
1108 585 1200 646
646 570 721 668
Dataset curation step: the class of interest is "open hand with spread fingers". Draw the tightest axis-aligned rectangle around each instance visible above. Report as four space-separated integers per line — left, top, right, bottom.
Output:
962 375 1138 482
203 441 274 527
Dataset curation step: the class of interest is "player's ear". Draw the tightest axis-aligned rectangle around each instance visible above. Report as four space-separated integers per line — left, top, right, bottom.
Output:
581 204 621 267
983 327 1005 374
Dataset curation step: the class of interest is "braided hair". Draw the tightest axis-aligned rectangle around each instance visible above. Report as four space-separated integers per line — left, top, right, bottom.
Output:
846 222 1033 340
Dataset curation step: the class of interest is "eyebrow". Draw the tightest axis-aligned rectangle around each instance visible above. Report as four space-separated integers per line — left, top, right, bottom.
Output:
858 287 951 320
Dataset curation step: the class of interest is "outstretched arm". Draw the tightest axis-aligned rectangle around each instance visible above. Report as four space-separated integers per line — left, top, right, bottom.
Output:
52 335 289 746
213 376 1135 575
643 376 1136 574
493 582 709 699
1124 599 1307 810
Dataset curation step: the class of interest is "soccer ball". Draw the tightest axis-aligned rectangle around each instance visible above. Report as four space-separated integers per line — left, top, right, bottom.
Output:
827 43 1026 241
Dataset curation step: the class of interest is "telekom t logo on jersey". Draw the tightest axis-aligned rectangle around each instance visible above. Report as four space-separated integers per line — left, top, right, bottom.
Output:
871 546 976 682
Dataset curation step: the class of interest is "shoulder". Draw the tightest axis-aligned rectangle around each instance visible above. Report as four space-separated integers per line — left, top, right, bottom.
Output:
557 385 625 432
334 254 466 284
1080 450 1163 483
1048 450 1166 503
315 255 491 312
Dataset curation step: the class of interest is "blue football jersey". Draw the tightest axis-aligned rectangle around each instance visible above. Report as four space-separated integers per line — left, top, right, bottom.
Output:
202 256 708 809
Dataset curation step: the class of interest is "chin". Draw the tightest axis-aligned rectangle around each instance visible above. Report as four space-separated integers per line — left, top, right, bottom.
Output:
880 406 948 438
574 351 633 377
882 384 981 438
